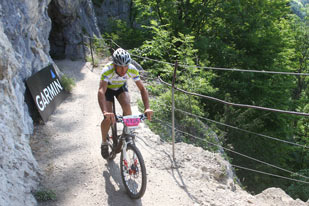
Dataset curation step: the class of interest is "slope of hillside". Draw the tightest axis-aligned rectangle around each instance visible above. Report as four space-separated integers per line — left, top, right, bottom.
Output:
31 59 308 206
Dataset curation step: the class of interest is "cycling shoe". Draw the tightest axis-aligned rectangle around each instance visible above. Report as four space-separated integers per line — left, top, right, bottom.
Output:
101 144 109 159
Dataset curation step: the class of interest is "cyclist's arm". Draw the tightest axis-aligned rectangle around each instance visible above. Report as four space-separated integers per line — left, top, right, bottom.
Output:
135 80 153 120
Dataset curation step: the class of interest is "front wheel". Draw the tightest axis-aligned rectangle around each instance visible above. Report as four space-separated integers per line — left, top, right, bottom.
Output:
120 143 147 199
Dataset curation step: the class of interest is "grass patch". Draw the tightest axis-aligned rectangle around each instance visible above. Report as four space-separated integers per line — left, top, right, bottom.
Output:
60 74 76 93
34 190 57 201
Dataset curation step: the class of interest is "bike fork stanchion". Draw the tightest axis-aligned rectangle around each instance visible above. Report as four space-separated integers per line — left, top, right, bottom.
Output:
171 61 178 164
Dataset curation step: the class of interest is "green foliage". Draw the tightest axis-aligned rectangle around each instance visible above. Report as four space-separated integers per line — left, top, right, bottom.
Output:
102 19 151 50
60 75 76 93
103 0 308 200
92 37 110 57
133 21 219 149
83 36 109 66
296 104 309 140
85 55 99 67
34 190 56 201
184 0 302 194
133 0 218 36
287 169 309 201
85 55 92 63
289 3 309 109
140 84 218 151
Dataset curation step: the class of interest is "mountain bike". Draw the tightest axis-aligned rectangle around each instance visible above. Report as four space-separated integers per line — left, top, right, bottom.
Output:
106 100 147 199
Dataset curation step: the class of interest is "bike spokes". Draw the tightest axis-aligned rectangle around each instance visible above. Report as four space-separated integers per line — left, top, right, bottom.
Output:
123 151 142 191
120 144 146 199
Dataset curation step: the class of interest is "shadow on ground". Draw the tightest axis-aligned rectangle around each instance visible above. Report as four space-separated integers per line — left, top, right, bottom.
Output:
103 160 143 206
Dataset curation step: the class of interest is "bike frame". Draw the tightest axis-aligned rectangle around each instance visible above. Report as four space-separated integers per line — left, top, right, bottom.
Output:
108 97 147 199
110 97 137 159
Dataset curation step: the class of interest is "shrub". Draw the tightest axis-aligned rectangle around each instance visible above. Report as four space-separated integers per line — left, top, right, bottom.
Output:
34 190 56 201
60 75 76 93
287 169 309 201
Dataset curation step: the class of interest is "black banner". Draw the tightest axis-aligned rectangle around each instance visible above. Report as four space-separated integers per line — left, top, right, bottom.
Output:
26 65 67 122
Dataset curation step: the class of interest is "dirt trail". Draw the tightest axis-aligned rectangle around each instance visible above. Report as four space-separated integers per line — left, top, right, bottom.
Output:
31 59 309 206
31 59 197 206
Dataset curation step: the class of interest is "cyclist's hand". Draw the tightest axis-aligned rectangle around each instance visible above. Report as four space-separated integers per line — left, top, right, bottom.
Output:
103 112 115 124
144 109 153 121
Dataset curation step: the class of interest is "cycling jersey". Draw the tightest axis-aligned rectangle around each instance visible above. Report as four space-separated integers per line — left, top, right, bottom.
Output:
100 62 140 91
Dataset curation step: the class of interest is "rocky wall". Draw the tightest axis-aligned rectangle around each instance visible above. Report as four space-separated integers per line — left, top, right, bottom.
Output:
93 0 131 33
0 0 100 205
49 0 100 60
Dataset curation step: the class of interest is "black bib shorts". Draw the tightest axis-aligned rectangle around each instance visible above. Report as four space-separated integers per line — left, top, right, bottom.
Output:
105 82 128 102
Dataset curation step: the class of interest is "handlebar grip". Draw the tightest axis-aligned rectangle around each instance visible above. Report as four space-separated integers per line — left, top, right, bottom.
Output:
140 113 147 120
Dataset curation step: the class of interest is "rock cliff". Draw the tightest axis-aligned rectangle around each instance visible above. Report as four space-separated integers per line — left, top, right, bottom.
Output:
48 0 100 60
93 0 132 33
0 0 99 205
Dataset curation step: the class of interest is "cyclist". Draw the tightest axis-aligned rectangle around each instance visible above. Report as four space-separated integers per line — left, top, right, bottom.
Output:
98 48 153 159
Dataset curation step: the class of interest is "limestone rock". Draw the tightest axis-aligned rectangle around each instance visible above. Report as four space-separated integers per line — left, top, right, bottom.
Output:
49 0 100 60
0 0 100 205
93 0 131 33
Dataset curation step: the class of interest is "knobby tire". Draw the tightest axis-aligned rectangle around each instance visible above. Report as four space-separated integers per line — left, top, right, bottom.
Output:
120 143 147 199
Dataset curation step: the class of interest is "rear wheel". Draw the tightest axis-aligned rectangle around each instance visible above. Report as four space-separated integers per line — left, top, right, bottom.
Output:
120 143 147 199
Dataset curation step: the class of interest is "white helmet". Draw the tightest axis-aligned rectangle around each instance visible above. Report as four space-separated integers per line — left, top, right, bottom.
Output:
112 48 131 66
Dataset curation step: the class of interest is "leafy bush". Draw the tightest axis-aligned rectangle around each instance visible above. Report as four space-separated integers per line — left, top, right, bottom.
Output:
92 37 110 58
85 55 92 63
134 22 219 151
287 169 309 201
83 36 109 67
60 75 76 93
139 82 219 151
102 19 151 50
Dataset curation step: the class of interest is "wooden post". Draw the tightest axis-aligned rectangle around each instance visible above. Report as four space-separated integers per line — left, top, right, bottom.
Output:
172 61 178 162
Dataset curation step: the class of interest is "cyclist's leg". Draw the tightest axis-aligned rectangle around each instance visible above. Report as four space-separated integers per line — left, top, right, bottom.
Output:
117 91 132 116
101 88 115 143
116 83 132 116
101 100 113 159
101 100 113 143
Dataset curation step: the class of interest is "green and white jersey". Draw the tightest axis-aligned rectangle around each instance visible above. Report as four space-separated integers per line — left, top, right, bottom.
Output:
100 62 140 90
